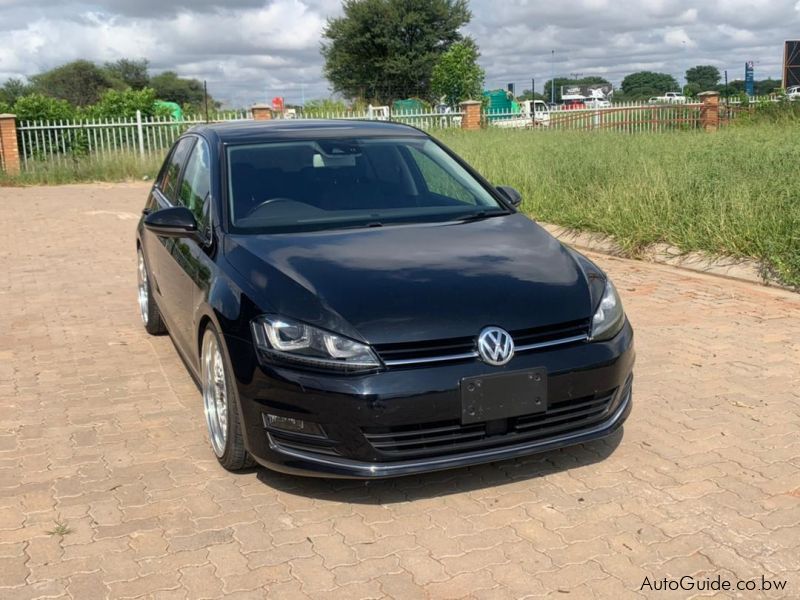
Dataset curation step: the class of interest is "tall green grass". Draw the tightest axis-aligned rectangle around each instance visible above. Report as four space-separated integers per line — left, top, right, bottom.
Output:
0 152 162 186
436 126 800 287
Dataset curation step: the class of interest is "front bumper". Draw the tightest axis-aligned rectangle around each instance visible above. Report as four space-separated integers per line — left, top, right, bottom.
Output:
228 320 635 478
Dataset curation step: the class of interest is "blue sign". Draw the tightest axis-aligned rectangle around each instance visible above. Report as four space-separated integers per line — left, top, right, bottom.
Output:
745 61 755 96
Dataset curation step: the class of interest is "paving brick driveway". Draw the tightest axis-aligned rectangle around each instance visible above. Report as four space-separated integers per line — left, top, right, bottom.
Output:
1 183 799 599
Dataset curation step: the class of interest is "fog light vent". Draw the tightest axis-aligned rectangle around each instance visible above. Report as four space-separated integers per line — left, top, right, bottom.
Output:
263 414 324 437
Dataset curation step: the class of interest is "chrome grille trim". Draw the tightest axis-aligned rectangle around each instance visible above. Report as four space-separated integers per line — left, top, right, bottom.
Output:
383 351 479 367
382 333 589 367
514 333 589 352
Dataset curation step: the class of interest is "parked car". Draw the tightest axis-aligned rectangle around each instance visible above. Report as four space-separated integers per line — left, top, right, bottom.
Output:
787 86 800 100
136 120 635 477
649 92 687 104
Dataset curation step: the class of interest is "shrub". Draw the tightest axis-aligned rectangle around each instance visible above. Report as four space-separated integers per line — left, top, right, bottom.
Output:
12 94 75 122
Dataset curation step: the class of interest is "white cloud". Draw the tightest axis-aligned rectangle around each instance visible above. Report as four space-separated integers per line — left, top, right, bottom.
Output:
0 0 797 106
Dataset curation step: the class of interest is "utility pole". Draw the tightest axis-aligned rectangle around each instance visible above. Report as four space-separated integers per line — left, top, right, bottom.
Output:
550 50 556 104
570 72 583 81
531 78 535 97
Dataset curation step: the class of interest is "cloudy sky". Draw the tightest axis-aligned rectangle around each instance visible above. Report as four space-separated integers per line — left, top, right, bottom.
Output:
1 0 798 107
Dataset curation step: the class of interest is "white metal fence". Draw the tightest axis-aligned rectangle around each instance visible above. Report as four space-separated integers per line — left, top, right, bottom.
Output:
16 111 249 170
12 95 775 172
15 108 465 171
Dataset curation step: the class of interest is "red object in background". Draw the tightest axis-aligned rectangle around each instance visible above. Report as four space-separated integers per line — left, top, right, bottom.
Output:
272 97 285 111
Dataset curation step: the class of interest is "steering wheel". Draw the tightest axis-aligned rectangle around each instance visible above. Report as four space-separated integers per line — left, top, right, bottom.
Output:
245 198 296 218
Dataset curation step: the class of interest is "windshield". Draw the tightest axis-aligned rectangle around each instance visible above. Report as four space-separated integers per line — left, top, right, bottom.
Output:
226 137 506 233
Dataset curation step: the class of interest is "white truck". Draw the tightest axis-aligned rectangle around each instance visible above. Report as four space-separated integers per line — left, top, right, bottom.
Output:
649 92 688 104
490 100 551 129
787 86 800 100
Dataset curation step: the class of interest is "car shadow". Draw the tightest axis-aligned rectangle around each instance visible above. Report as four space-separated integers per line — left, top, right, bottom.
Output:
251 429 624 504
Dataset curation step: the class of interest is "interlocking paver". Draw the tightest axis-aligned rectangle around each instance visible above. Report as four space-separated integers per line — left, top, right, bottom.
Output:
1 183 799 598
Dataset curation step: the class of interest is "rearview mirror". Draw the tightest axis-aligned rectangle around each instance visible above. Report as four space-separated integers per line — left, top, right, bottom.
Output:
496 185 523 207
144 206 198 237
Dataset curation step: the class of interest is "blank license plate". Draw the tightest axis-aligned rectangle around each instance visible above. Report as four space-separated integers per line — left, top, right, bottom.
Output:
460 368 547 425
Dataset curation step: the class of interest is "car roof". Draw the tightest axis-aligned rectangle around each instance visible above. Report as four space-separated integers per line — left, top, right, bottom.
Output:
189 119 428 144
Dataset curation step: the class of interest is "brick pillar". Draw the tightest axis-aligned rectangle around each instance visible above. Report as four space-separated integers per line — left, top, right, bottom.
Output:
251 104 273 121
698 91 720 133
459 100 482 131
0 114 21 175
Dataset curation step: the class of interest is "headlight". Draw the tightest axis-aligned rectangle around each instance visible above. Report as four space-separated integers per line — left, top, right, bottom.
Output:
251 315 380 372
591 280 625 341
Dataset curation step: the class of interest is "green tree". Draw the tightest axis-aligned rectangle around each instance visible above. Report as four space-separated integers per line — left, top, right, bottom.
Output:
322 0 471 103
755 78 783 95
80 88 162 118
0 78 34 106
518 89 545 101
150 71 206 108
685 65 721 92
103 59 150 90
12 94 75 121
620 71 679 99
31 60 113 106
430 39 484 106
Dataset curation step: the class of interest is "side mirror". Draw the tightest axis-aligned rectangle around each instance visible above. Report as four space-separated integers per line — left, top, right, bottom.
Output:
496 185 523 207
144 206 198 237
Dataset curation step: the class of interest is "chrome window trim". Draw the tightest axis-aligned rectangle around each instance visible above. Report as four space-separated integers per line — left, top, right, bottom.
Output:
382 333 589 367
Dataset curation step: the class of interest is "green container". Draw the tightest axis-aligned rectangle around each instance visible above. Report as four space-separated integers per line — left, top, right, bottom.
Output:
155 100 183 121
392 98 426 113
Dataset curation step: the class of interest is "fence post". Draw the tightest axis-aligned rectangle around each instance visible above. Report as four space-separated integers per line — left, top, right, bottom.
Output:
0 113 21 175
135 110 145 157
698 91 720 132
459 100 482 130
251 105 273 121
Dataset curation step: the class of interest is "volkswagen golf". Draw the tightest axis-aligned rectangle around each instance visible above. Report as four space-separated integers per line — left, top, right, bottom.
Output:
136 120 634 478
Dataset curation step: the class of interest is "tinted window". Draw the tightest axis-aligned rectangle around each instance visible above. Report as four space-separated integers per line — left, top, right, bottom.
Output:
179 138 212 228
158 137 195 202
227 137 504 233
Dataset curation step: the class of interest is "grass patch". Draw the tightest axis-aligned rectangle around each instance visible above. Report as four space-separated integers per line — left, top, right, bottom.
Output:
46 520 73 537
435 126 800 287
0 152 163 186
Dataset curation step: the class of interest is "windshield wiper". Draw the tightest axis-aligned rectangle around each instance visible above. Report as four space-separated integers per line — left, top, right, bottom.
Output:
456 210 508 223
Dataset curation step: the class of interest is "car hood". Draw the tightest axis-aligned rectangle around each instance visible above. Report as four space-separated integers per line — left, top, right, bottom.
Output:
225 213 593 345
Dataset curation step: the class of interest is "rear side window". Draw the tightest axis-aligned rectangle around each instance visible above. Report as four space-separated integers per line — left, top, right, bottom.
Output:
158 137 195 202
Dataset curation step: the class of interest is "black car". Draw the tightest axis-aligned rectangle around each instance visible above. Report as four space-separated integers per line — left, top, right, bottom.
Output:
136 120 634 478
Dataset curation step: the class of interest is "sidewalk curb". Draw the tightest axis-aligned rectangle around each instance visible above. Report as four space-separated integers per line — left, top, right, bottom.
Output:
540 223 796 293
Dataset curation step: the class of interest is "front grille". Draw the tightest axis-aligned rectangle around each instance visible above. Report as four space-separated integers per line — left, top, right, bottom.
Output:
374 319 590 367
361 388 618 458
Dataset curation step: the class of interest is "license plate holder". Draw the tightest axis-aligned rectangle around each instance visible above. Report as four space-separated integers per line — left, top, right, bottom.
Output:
460 368 548 425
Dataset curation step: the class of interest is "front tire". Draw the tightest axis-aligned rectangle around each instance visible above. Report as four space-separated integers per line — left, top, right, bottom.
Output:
137 247 166 335
201 325 254 471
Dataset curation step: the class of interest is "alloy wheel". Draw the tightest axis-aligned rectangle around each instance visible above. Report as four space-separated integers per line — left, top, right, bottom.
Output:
202 330 228 457
137 249 149 326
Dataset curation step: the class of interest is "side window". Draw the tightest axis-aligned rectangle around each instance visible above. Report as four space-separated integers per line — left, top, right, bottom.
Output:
178 139 212 228
158 137 195 202
406 147 477 205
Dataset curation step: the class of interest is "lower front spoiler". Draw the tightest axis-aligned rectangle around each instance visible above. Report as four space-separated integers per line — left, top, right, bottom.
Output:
253 385 632 479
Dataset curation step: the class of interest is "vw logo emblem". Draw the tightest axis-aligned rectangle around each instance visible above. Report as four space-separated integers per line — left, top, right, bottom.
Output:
477 327 515 366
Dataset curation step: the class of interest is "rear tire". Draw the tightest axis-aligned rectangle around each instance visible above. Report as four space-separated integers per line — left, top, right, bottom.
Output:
201 325 254 471
137 247 166 335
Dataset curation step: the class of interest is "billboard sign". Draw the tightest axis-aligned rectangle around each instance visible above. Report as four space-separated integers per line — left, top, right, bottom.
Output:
745 61 755 96
559 84 613 99
784 40 800 88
